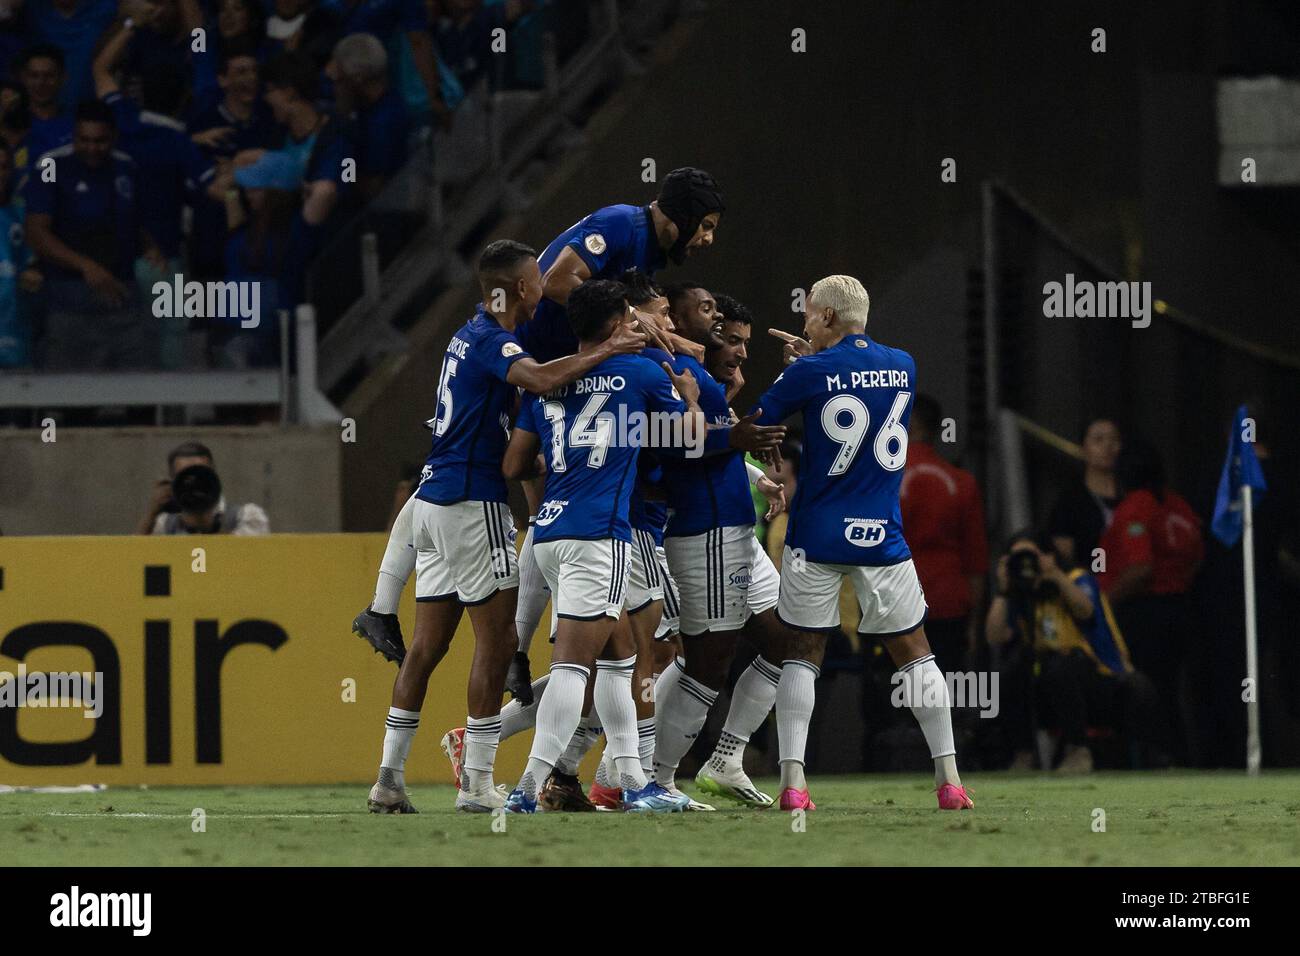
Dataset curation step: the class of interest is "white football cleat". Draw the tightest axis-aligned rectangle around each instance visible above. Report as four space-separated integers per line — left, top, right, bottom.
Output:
694 758 774 808
455 781 506 813
368 782 418 814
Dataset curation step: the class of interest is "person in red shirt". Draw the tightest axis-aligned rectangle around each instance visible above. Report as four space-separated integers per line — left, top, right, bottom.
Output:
1098 437 1204 764
899 394 989 671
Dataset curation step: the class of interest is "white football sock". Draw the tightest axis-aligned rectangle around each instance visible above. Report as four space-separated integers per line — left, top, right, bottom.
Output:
554 713 601 776
594 656 645 790
637 717 656 777
514 525 550 654
520 663 589 799
714 655 781 769
378 706 420 791
499 674 549 740
653 669 718 787
461 714 501 792
896 655 961 788
372 495 416 615
776 660 818 790
653 655 685 708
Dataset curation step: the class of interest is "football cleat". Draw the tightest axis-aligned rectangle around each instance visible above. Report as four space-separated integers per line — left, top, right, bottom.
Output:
623 781 690 813
587 780 623 810
352 607 405 664
504 787 538 814
778 787 815 811
694 759 774 808
937 782 974 810
367 782 418 814
505 652 534 704
540 771 598 812
456 782 506 813
665 784 715 812
440 728 465 789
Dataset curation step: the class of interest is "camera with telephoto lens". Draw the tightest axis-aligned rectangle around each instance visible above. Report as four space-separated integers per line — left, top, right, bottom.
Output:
1006 546 1059 601
171 464 222 515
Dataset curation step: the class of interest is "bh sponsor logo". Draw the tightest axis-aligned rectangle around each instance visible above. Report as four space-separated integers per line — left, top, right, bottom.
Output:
844 518 887 548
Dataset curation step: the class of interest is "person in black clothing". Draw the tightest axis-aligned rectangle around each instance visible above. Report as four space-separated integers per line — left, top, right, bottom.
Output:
1048 416 1122 571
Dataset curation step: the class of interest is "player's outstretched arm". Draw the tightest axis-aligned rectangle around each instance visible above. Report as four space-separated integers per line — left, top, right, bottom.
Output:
506 323 647 394
768 327 813 364
502 428 543 482
728 410 786 462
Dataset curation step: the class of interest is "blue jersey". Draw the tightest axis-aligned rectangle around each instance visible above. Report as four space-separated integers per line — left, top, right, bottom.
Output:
753 334 916 566
630 455 669 545
516 353 688 544
517 203 666 362
657 352 753 538
416 307 530 505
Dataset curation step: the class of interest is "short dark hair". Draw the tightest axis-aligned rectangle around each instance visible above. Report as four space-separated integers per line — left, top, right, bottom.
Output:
911 393 942 437
567 280 627 342
662 281 705 315
218 37 262 74
168 441 215 474
74 99 116 130
262 52 318 101
618 269 662 307
478 239 536 276
712 293 752 327
18 43 65 73
1004 527 1053 555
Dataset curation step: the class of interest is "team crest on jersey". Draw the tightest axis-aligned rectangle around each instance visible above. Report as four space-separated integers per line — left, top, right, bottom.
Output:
854 339 868 348
728 565 752 589
501 341 522 357
536 499 567 526
844 518 887 547
584 233 606 255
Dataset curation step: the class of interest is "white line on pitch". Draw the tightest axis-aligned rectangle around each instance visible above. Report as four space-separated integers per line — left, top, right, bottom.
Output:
39 812 359 819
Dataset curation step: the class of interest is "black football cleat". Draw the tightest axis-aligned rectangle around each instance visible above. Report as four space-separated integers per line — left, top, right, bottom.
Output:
539 771 598 812
352 606 406 665
505 651 534 703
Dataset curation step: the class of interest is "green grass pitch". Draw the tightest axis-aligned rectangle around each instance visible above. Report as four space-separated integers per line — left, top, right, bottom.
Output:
4 771 1298 866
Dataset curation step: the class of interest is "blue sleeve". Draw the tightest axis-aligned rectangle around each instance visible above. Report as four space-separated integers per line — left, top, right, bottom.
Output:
308 125 350 183
103 91 142 138
477 326 531 383
1073 573 1100 623
639 358 689 417
564 206 635 275
184 139 216 193
515 394 539 433
753 358 816 426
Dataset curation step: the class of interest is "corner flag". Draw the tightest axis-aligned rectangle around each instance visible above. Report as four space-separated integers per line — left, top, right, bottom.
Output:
1211 405 1267 547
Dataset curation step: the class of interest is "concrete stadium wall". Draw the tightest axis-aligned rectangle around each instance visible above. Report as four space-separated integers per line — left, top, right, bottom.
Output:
0 426 343 536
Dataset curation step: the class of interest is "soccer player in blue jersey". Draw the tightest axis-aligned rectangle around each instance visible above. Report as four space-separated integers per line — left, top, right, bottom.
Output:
500 279 708 813
649 283 794 808
507 168 723 702
757 275 973 811
366 242 645 814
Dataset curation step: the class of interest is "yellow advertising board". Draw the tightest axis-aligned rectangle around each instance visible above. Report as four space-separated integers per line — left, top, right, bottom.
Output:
0 535 552 786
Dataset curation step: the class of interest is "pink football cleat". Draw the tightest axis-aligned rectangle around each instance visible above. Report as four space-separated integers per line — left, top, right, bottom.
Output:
440 728 465 789
778 787 816 811
587 781 623 810
937 782 974 809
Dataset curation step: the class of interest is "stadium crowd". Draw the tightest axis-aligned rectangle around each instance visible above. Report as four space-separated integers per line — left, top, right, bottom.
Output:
0 0 546 372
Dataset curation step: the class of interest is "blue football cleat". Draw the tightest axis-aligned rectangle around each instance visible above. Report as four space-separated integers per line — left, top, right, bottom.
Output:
504 787 538 814
623 781 690 813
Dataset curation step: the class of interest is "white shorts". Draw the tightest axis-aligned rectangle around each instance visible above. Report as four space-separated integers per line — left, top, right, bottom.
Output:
412 498 519 604
534 538 630 628
664 524 780 636
655 546 681 641
777 546 927 637
627 529 665 612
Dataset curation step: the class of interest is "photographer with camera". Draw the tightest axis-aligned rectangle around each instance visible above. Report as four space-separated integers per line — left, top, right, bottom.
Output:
137 441 270 535
986 530 1156 773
